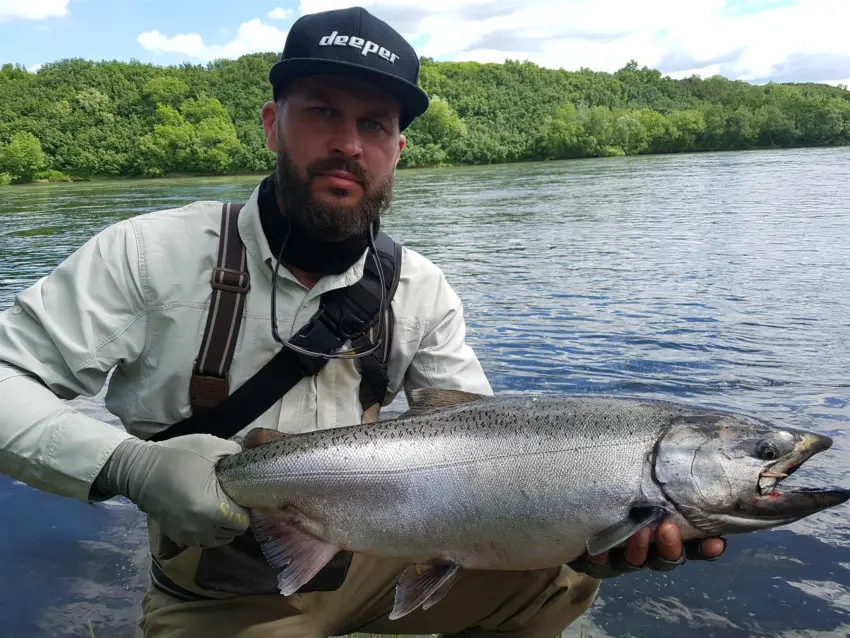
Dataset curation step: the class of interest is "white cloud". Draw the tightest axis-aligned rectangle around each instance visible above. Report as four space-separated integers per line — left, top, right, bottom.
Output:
0 0 69 23
295 0 850 84
138 0 850 85
268 7 293 20
138 19 287 61
137 31 206 57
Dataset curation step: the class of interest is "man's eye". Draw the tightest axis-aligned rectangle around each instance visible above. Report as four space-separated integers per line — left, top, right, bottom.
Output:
310 106 332 117
362 119 385 132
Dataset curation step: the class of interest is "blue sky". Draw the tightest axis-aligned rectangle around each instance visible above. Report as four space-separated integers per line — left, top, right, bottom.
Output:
1 0 848 86
0 1 296 69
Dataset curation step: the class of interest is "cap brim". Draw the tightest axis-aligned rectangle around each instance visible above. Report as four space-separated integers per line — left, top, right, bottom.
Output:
269 58 429 130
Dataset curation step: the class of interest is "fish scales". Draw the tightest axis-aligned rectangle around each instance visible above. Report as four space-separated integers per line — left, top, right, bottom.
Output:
217 396 680 568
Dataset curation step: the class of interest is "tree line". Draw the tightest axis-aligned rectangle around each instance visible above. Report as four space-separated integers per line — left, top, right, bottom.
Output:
1 54 848 183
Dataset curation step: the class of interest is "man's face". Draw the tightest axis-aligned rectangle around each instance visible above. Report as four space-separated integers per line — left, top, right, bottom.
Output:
261 75 407 242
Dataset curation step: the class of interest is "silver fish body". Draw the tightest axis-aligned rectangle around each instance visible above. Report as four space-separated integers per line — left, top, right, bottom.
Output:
215 389 849 619
220 395 671 568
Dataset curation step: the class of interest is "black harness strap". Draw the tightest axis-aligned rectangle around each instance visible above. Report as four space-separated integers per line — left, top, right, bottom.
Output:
354 237 403 413
149 210 401 443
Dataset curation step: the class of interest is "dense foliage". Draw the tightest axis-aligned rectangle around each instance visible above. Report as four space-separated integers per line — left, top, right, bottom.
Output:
1 55 848 181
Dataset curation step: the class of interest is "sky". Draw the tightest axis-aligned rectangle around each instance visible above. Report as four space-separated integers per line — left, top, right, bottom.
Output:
1 0 848 87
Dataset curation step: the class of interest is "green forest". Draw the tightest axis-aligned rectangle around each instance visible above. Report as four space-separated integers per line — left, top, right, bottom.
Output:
1 53 849 184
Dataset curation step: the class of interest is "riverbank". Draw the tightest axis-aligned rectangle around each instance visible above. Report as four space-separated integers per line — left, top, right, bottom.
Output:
2 56 848 183
3 141 849 188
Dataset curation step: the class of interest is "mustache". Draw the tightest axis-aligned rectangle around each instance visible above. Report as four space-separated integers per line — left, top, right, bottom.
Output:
307 157 368 184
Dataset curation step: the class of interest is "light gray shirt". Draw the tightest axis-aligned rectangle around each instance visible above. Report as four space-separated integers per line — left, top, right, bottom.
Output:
0 184 492 502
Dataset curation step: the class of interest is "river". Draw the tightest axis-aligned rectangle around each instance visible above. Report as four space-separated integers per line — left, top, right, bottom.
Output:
1 147 849 637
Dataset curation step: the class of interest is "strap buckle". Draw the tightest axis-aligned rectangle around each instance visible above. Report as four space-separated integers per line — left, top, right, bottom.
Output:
211 266 250 294
190 374 230 409
286 312 342 376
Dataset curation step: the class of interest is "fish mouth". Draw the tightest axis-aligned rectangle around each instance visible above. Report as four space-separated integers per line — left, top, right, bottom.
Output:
748 433 850 519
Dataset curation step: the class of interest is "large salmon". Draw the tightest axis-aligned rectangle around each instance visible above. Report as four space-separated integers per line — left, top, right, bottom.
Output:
215 389 849 619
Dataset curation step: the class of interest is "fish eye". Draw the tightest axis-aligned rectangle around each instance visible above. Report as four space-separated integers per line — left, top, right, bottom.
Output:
757 441 779 461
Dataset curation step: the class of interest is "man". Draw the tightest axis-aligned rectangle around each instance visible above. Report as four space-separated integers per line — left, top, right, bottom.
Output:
0 6 725 637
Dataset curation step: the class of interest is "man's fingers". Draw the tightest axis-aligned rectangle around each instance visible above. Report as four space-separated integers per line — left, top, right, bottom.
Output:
655 521 682 561
683 537 727 561
587 550 609 566
571 525 728 578
624 527 652 566
700 537 726 559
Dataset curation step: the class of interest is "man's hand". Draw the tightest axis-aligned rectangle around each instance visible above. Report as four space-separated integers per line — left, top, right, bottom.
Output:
569 521 727 579
92 433 249 549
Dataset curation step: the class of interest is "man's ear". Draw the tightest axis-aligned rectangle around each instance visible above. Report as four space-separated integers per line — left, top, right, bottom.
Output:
395 133 407 165
261 101 280 151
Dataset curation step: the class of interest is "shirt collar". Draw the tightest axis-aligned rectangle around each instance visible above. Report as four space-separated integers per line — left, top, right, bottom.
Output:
236 184 369 301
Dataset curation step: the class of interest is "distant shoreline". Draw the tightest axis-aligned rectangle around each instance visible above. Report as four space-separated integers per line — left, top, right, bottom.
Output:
3 143 848 188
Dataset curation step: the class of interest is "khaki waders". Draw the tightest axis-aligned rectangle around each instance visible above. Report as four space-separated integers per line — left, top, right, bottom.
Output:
138 522 601 638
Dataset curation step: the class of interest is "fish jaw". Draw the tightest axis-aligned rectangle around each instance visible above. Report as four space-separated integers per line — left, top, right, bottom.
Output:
742 432 850 523
757 432 832 495
738 487 850 523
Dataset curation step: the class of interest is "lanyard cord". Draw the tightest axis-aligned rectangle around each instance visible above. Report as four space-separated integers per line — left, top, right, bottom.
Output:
269 220 386 360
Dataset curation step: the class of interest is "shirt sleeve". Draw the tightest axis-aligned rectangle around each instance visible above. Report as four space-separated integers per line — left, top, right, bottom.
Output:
402 268 493 401
0 218 148 501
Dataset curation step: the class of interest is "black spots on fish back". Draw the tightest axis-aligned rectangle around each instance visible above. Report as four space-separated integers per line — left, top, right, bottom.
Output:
402 424 418 437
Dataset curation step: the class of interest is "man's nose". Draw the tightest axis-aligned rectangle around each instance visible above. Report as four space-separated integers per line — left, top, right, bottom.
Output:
328 119 363 158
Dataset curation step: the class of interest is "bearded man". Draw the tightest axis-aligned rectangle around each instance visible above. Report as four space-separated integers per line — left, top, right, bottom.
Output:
0 7 725 637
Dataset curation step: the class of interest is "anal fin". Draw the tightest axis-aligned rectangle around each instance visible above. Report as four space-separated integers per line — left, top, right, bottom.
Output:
250 508 339 596
586 505 667 556
390 561 460 620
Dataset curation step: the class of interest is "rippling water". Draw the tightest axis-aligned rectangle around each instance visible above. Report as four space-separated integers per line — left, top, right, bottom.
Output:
1 147 849 637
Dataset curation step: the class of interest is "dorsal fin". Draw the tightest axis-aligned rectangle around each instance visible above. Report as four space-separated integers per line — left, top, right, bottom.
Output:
242 427 286 449
402 388 489 417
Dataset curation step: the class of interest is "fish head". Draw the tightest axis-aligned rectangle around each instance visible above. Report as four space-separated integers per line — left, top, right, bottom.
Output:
653 410 850 536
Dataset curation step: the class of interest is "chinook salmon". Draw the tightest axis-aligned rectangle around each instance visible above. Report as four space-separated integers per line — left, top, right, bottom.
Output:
215 389 850 620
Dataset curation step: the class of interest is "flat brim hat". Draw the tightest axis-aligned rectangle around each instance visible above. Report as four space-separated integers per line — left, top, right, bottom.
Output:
269 6 430 131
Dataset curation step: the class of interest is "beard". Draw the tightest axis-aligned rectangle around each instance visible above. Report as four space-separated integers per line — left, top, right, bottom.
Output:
274 141 394 242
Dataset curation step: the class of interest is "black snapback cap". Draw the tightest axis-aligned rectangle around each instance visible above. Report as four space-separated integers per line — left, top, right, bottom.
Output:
269 6 430 131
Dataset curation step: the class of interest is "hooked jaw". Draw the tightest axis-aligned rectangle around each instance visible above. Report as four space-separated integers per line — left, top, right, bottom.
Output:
749 432 850 520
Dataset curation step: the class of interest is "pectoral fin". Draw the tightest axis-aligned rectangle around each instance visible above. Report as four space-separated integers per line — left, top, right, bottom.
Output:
250 508 340 596
586 505 667 556
390 561 460 620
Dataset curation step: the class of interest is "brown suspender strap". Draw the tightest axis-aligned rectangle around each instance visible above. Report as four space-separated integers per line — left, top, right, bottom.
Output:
189 202 249 411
